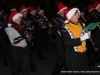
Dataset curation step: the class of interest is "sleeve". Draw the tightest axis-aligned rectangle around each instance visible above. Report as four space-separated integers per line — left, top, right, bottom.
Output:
5 27 15 44
5 27 23 44
61 28 82 47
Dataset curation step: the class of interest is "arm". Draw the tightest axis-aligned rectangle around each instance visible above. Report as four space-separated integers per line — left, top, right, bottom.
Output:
5 27 23 45
61 28 82 47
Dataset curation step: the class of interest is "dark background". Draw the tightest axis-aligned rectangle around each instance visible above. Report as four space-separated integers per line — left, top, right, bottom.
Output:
0 0 99 17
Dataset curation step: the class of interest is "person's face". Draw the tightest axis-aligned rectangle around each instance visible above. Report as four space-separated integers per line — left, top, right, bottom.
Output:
81 13 85 18
15 16 22 25
31 10 36 15
70 11 80 24
59 10 64 17
22 10 28 16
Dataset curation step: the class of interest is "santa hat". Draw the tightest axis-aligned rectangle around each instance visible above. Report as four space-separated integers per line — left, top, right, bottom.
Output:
93 1 100 9
88 5 94 12
64 7 80 23
38 10 44 15
28 6 36 14
11 7 17 12
20 5 27 13
8 11 23 26
57 2 67 14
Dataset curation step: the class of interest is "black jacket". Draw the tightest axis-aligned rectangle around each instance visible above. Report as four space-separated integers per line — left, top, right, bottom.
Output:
51 16 65 51
86 11 100 48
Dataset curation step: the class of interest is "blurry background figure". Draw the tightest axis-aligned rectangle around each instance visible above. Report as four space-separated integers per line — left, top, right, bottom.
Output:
85 1 100 70
80 12 86 28
51 2 68 75
0 10 9 67
20 5 37 72
38 9 50 54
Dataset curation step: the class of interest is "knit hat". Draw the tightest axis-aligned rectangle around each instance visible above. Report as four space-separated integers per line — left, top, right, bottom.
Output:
8 11 23 26
57 2 67 14
64 7 80 23
20 5 27 13
88 5 94 12
28 6 36 14
93 1 100 9
38 10 44 15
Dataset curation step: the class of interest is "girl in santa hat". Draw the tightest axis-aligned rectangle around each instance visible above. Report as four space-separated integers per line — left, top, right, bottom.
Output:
61 7 91 75
5 11 31 75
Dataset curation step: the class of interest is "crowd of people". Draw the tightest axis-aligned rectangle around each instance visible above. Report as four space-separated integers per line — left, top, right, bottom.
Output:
0 0 100 75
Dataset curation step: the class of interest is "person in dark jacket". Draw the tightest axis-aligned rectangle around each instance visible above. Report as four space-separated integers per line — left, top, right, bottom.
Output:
28 6 46 60
61 7 90 75
5 11 30 75
51 2 68 75
20 5 37 71
86 1 100 70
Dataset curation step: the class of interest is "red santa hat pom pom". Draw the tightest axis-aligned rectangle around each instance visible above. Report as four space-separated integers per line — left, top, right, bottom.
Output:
20 5 27 13
28 6 36 14
57 2 67 14
64 7 80 23
8 11 23 26
38 10 44 15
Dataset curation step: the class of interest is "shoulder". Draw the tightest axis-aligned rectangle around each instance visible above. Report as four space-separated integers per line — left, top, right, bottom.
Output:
61 28 67 32
61 26 68 33
61 23 71 32
5 26 15 33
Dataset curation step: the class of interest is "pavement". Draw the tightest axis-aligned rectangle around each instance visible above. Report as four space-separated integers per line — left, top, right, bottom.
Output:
0 41 100 75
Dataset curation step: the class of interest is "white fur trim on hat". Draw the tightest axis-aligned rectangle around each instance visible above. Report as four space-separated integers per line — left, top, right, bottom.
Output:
21 8 27 13
89 8 94 12
12 13 23 22
30 10 36 14
11 9 16 12
67 8 80 20
58 7 67 14
95 4 100 9
39 10 44 15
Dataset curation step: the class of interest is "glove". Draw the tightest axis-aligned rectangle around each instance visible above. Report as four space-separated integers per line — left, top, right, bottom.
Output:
80 33 89 41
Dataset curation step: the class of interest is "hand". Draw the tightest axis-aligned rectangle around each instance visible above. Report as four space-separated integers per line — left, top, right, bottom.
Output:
80 33 90 41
